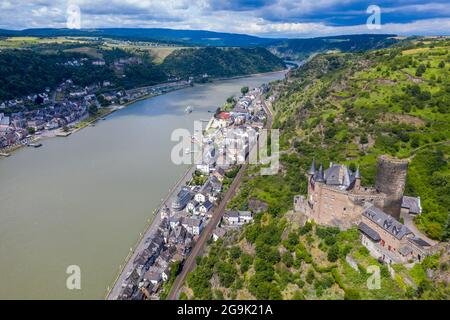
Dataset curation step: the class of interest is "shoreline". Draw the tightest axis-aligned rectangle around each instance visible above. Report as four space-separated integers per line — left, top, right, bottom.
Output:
209 68 288 82
105 163 195 299
106 111 212 300
105 73 283 299
0 69 288 157
106 80 272 300
0 83 191 157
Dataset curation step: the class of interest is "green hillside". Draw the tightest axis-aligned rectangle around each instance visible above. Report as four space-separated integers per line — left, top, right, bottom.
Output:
272 40 449 240
0 45 285 101
163 47 286 79
269 34 398 60
181 38 449 300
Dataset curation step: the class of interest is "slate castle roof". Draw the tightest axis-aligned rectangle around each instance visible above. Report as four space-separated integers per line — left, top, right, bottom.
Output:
401 196 422 214
310 160 359 190
358 221 381 242
362 206 413 240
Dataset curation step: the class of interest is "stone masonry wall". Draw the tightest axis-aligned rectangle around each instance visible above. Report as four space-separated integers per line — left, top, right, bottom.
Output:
375 155 408 220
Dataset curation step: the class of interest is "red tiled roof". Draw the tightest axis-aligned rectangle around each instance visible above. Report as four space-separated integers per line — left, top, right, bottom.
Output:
218 112 231 120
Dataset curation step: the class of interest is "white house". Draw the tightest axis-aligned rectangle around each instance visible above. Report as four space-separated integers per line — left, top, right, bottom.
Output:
238 211 253 224
194 192 207 203
224 211 240 225
197 200 213 216
186 200 199 214
223 211 253 225
160 206 171 219
169 216 181 229
143 268 162 285
196 163 211 174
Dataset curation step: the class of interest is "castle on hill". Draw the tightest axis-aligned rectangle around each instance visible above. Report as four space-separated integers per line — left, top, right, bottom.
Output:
294 155 433 264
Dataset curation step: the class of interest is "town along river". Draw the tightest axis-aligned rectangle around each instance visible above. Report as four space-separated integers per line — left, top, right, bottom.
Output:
0 71 286 299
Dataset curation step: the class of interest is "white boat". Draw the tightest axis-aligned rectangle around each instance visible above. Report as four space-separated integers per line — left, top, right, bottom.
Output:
185 106 193 113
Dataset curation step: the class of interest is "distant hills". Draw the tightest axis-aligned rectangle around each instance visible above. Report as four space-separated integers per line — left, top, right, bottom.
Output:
268 34 399 60
0 28 277 47
0 46 285 101
0 28 398 58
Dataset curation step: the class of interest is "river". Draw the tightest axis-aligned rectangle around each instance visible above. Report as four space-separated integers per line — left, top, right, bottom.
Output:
0 71 286 299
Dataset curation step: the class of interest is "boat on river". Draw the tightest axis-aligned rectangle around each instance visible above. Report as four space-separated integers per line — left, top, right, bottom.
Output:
28 143 42 148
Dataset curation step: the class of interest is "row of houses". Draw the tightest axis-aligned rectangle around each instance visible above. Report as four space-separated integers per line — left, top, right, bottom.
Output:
0 97 90 149
118 170 226 299
119 216 195 300
0 78 112 149
117 84 269 299
0 74 180 150
199 87 270 168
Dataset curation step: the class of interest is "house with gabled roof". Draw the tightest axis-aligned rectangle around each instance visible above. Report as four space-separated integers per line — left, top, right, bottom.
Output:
223 211 253 226
182 217 203 235
196 200 213 217
401 196 422 215
194 192 207 204
171 187 194 211
212 227 227 241
186 200 199 214
212 167 226 181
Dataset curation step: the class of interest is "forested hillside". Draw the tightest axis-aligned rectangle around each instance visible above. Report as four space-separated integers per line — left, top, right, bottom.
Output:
163 47 285 78
182 38 449 300
269 34 398 60
0 46 285 100
272 40 449 240
0 50 117 100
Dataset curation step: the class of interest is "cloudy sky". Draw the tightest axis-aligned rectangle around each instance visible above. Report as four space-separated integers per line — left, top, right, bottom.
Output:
0 0 449 38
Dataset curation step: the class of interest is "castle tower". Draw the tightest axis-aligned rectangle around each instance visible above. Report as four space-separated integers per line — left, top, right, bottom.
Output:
315 164 325 182
375 155 408 220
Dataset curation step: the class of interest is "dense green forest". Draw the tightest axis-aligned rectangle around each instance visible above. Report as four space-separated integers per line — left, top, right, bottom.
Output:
163 47 286 78
0 46 285 101
182 38 449 300
269 34 398 60
0 50 116 100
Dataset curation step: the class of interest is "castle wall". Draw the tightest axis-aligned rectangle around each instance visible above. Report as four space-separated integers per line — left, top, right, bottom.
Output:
307 181 363 229
375 155 408 220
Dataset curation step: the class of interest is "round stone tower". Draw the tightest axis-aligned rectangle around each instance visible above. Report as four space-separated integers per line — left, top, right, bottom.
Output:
375 155 409 220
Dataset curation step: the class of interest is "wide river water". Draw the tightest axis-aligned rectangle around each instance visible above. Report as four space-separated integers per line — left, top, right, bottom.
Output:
0 71 285 299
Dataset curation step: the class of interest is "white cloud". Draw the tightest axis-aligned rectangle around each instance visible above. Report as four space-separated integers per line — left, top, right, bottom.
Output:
0 0 449 38
234 18 450 38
